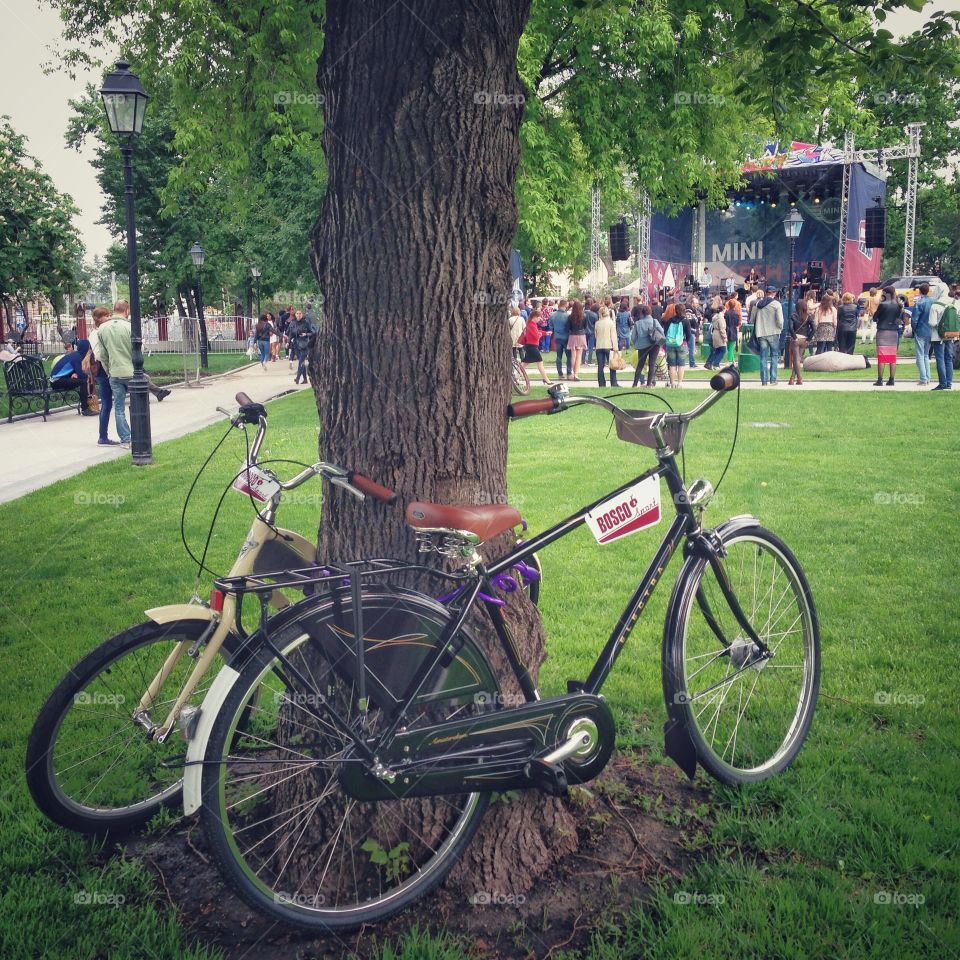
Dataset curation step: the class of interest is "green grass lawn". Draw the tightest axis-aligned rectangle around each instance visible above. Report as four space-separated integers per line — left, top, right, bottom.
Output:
1 387 957 958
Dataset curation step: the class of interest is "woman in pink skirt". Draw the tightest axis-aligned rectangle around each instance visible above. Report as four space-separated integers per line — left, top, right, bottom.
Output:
566 300 588 381
873 286 903 386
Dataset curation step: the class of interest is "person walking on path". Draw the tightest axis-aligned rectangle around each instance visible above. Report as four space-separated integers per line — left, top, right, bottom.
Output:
615 298 631 351
930 285 956 391
629 304 662 387
707 310 728 370
872 285 903 387
520 310 553 385
508 305 525 361
787 298 813 386
550 300 571 380
584 298 598 366
724 298 741 363
664 303 691 388
566 300 588 381
836 293 859 354
754 286 784 385
255 313 274 369
813 293 838 354
287 309 316 385
594 307 619 388
85 306 119 445
95 300 136 447
911 282 934 386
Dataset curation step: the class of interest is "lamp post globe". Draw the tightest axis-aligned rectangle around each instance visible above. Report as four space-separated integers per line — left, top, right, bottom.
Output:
782 208 805 315
189 243 209 368
99 60 153 464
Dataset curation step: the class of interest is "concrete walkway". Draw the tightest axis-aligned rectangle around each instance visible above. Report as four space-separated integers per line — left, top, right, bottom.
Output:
0 361 310 504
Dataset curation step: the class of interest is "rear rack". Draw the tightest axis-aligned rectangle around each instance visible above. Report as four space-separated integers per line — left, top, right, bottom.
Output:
214 556 467 599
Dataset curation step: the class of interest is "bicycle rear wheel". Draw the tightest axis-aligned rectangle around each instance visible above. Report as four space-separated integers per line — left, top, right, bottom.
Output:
512 359 530 395
26 618 229 834
201 592 495 930
663 524 820 784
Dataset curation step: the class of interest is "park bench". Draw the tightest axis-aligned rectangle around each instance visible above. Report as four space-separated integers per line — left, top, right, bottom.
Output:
2 355 84 422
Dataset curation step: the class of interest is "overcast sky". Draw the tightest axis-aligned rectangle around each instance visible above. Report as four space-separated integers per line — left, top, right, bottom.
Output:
1 0 955 261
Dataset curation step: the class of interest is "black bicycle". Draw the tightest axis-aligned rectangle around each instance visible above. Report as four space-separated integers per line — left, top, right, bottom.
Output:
198 365 820 930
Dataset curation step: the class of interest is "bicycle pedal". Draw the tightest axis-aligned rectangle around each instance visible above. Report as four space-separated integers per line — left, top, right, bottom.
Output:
524 757 569 797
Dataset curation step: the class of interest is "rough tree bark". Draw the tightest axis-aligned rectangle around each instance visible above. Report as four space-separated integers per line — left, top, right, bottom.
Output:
307 0 579 896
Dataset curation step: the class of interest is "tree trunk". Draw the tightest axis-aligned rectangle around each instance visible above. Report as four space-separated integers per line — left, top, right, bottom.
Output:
307 0 578 897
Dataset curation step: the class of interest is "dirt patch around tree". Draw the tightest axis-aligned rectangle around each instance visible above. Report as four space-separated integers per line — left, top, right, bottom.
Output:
128 751 713 960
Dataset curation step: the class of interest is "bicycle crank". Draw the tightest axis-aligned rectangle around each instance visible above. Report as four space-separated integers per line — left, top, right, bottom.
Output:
339 692 615 800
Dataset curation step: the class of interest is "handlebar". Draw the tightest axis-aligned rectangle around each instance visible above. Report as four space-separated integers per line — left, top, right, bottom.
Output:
217 393 397 503
348 472 398 504
507 397 561 419
508 364 741 427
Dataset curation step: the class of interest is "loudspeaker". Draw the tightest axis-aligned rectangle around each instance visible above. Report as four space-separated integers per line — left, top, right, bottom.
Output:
808 262 824 285
609 221 630 261
865 206 886 248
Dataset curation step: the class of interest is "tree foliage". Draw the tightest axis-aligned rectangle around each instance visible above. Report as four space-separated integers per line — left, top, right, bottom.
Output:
0 116 84 322
48 0 959 282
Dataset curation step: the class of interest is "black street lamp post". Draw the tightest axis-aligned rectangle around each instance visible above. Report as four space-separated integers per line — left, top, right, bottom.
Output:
100 59 152 465
189 242 208 368
251 266 262 319
782 208 805 364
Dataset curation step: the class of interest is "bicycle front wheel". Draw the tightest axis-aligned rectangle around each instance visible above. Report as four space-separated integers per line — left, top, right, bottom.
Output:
26 618 230 834
663 524 820 784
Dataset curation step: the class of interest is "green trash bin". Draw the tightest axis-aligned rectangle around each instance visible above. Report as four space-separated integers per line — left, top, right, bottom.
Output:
737 323 760 372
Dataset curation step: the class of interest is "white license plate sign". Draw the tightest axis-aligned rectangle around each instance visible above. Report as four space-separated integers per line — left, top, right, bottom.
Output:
231 464 281 503
584 475 662 545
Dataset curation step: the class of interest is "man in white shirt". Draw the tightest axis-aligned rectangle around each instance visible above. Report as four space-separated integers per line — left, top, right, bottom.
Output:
699 267 712 300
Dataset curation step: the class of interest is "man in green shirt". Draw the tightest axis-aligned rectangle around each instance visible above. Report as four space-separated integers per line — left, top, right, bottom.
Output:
96 301 136 446
97 301 172 446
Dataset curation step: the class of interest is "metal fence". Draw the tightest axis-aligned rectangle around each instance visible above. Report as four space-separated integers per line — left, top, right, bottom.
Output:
15 314 257 384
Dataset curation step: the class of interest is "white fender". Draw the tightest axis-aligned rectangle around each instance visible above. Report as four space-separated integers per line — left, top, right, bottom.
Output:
146 603 215 626
182 662 242 816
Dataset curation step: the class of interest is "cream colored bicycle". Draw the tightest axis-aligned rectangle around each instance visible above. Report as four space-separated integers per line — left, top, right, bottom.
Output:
25 392 397 833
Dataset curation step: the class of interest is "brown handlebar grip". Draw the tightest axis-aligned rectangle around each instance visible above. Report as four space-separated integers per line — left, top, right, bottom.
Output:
709 366 740 391
236 391 254 406
507 397 558 419
348 472 398 504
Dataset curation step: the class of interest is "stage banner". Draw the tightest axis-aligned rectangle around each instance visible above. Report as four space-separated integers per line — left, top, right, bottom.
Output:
844 165 885 294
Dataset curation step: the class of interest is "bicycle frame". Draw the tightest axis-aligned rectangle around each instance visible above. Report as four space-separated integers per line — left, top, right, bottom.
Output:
246 377 768 781
136 512 317 742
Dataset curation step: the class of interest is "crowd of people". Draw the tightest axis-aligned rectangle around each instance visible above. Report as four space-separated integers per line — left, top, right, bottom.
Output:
249 303 318 385
510 279 959 391
39 298 322 449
